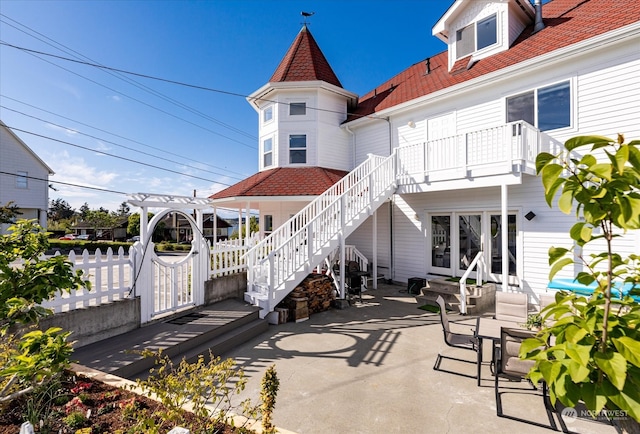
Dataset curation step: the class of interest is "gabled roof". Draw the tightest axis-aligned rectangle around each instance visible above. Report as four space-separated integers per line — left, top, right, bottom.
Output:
209 167 348 200
269 25 343 88
0 120 54 174
348 0 640 121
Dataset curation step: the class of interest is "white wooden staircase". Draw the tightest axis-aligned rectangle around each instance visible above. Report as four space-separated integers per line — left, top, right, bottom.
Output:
244 154 397 317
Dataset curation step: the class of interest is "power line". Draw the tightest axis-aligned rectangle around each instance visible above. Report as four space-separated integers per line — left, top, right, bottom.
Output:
1 105 245 181
1 95 248 178
0 40 378 121
0 170 128 195
0 170 243 215
0 40 258 150
0 14 258 142
5 125 233 186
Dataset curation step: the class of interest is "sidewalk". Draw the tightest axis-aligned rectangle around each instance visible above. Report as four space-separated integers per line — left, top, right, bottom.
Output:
220 283 618 434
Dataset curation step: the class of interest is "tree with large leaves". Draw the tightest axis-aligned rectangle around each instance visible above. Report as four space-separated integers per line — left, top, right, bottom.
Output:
521 134 640 424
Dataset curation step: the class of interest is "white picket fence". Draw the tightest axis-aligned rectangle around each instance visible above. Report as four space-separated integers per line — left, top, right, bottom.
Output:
209 233 260 277
41 247 134 313
38 236 260 314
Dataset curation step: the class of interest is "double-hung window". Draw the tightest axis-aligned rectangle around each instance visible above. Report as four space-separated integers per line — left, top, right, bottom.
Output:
289 134 306 164
506 81 571 131
263 138 273 168
456 13 497 58
16 171 28 189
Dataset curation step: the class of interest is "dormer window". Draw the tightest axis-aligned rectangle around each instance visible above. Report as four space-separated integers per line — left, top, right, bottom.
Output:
456 13 497 59
289 102 306 116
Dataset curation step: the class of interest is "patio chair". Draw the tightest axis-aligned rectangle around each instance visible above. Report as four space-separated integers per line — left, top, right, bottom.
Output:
345 261 367 303
433 296 478 379
495 291 528 323
494 327 558 430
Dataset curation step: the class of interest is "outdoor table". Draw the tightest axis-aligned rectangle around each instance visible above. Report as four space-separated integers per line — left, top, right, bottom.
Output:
475 317 521 386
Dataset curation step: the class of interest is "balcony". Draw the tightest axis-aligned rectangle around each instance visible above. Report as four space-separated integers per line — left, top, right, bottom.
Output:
395 121 562 190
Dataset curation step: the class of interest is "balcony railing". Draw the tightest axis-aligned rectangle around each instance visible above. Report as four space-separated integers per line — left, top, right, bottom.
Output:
396 121 560 185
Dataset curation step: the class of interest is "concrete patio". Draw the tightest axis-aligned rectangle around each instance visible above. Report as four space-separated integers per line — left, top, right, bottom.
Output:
219 282 620 434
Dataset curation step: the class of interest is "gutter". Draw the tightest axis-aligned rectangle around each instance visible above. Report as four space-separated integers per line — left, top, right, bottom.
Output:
344 21 640 128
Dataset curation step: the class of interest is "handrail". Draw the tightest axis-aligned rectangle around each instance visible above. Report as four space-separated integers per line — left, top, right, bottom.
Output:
245 152 396 309
459 250 485 314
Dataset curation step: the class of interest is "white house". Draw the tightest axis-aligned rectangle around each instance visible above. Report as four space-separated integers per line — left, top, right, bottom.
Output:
210 0 640 316
0 120 53 234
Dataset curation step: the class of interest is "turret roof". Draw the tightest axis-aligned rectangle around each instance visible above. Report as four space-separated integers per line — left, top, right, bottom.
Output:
269 25 342 88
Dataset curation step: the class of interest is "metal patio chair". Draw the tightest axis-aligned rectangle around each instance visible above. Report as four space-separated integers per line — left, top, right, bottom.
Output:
433 295 478 379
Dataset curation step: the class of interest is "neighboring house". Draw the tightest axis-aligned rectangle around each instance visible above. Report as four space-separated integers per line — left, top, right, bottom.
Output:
0 120 53 234
72 217 129 241
211 0 640 314
154 212 232 243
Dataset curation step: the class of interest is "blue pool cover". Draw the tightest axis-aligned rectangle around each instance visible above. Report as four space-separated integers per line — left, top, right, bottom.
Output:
548 278 639 300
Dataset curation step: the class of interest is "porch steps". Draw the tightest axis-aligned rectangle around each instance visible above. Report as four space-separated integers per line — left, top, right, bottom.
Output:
415 278 496 315
73 299 267 380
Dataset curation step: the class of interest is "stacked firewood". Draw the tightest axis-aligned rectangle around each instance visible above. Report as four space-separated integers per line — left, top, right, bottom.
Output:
279 274 336 319
299 274 336 314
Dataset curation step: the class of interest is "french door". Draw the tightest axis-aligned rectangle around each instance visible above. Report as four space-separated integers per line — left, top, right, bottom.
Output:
428 211 518 284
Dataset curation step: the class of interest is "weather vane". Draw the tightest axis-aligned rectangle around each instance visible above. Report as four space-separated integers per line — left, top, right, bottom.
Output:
301 11 315 25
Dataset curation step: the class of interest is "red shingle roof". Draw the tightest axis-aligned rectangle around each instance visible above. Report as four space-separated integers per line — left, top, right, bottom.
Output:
269 25 343 88
209 167 348 199
348 0 640 121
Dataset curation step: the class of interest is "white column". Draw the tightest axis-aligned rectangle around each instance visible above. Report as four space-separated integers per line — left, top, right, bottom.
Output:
501 184 508 291
213 206 218 244
140 206 148 243
339 233 346 299
373 209 378 289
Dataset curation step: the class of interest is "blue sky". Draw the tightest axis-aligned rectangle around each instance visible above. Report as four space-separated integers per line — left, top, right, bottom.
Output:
1 0 455 214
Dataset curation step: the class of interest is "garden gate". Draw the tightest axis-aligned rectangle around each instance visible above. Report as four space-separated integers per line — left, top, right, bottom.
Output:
127 193 212 323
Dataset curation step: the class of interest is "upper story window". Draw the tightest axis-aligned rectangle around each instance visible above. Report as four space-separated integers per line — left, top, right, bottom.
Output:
16 171 28 189
456 13 497 58
506 80 571 132
289 134 306 164
263 105 273 123
289 102 306 116
263 137 273 168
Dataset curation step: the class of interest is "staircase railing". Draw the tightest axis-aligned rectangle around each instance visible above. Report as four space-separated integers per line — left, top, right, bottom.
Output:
459 250 485 314
246 153 396 310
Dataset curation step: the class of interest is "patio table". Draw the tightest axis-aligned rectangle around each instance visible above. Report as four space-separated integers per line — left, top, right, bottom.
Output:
475 317 521 386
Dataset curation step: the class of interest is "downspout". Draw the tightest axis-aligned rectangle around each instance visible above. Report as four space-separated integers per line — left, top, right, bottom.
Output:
344 124 355 169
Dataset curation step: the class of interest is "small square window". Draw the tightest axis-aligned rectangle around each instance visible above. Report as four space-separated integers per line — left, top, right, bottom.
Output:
263 106 273 123
16 171 28 189
289 102 306 116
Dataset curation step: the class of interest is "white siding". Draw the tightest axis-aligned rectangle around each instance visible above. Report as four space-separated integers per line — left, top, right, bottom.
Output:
345 202 391 272
316 91 351 170
0 125 50 233
352 122 389 165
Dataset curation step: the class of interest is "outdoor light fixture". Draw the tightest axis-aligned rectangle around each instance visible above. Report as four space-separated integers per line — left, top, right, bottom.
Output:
525 211 536 221
407 121 416 128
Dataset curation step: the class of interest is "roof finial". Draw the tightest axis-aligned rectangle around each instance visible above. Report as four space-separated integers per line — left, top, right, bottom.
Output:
301 11 315 26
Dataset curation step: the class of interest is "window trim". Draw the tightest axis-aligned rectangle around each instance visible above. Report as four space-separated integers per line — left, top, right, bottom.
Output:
263 137 274 168
263 105 274 124
505 79 572 132
455 13 498 60
289 134 307 164
289 102 306 116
